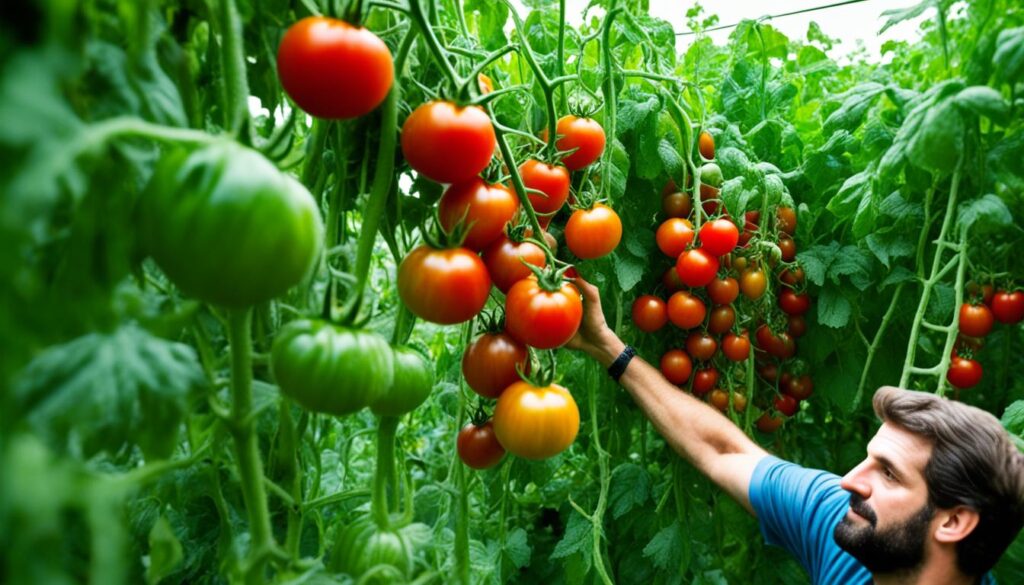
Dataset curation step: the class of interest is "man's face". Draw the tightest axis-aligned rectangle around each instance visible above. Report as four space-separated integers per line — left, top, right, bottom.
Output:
834 423 937 574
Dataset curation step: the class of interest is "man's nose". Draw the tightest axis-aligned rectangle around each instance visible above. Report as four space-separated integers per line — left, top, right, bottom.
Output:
840 461 871 498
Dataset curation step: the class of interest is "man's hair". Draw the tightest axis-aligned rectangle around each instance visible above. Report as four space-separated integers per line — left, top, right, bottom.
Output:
873 386 1024 576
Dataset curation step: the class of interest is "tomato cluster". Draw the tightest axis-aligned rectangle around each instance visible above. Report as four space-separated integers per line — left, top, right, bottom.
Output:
946 283 1023 390
634 131 817 433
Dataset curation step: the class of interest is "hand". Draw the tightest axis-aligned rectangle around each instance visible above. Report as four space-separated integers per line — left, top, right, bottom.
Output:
566 275 625 366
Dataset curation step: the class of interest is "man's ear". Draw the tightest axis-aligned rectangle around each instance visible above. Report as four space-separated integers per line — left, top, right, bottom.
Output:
934 506 980 544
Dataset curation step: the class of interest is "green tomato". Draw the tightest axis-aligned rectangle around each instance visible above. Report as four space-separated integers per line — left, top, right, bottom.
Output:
328 517 413 583
370 346 434 417
700 161 724 188
142 141 323 307
271 320 393 416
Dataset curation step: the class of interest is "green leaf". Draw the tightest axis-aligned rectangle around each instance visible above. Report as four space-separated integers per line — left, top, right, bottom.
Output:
550 510 592 560
465 0 510 50
865 228 915 269
657 139 683 181
879 0 937 35
994 27 1024 81
1001 401 1024 439
147 514 183 585
822 83 886 135
716 146 751 178
830 246 874 290
828 166 873 220
817 285 852 328
882 266 918 288
958 194 1013 234
643 520 682 570
504 527 532 569
609 463 650 519
797 242 841 286
607 138 630 199
613 251 645 292
955 86 1009 125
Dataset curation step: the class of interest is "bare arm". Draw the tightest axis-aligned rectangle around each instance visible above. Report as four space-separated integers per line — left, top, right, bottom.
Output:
567 276 768 514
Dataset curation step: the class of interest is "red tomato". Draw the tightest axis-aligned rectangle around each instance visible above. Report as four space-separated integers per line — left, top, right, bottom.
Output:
772 331 797 359
492 381 579 459
698 219 739 256
520 159 570 216
462 332 529 399
758 362 779 383
277 17 393 119
698 131 715 160
398 245 490 324
457 420 505 469
740 268 767 299
774 394 799 417
482 236 546 294
660 350 693 385
401 101 495 184
777 207 797 235
505 277 582 349
565 203 622 259
779 289 811 315
692 367 718 396
707 277 739 305
676 248 720 288
708 305 735 334
663 191 693 218
686 332 718 361
780 266 805 286
555 115 606 170
439 179 518 250
959 303 994 337
778 236 797 262
784 375 814 401
667 291 706 329
632 295 668 332
709 390 747 413
788 315 807 337
663 266 686 293
656 218 695 258
947 356 982 389
722 331 750 361
756 412 784 433
991 291 1024 324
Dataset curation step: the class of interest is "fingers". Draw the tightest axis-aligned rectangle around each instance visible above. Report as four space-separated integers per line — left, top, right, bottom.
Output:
572 274 601 305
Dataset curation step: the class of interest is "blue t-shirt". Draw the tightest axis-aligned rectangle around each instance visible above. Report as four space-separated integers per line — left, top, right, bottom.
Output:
748 455 995 584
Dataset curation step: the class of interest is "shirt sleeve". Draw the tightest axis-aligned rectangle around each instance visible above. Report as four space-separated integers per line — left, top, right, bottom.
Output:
748 456 852 579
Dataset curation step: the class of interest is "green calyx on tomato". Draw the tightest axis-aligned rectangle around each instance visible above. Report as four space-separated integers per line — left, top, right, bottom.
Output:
142 141 324 308
438 178 518 252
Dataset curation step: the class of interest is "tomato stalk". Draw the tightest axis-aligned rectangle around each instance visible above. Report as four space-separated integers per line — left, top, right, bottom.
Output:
408 0 463 91
275 400 303 557
215 0 251 134
372 415 399 529
853 283 905 409
598 1 620 202
586 367 615 585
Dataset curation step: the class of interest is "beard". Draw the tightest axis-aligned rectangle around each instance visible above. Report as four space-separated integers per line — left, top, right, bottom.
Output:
833 492 935 575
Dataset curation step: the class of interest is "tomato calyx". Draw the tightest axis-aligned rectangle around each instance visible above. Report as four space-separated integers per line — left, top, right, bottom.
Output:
520 349 559 388
522 248 577 293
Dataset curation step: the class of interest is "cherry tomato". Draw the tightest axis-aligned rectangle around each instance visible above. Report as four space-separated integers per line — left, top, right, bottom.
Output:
779 289 811 315
439 179 518 250
482 236 546 294
402 101 495 184
740 268 768 300
676 248 720 288
758 362 779 383
555 115 606 170
462 332 529 399
565 203 622 259
698 131 715 160
707 277 740 305
708 305 735 334
777 207 797 235
722 331 750 361
520 159 570 215
505 277 583 349
656 218 695 258
967 282 995 305
398 245 491 324
774 394 799 417
698 218 740 256
686 332 718 361
780 266 805 286
660 349 693 385
458 420 505 469
788 315 807 337
778 236 797 262
667 291 706 329
492 381 579 459
946 356 982 389
632 295 668 333
756 412 784 433
663 191 693 218
784 375 814 401
663 266 685 293
992 291 1024 324
959 303 994 338
772 331 797 359
700 162 723 187
277 17 393 119
710 390 747 413
692 367 718 396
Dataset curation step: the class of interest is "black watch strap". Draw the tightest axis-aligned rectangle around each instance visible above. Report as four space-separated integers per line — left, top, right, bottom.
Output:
608 346 636 382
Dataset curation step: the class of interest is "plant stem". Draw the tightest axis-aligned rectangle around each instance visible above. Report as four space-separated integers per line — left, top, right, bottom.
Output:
216 0 250 134
854 283 904 409
588 373 614 585
599 2 619 201
373 416 399 528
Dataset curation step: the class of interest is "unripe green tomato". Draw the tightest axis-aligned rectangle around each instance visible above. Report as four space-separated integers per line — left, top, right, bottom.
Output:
142 141 323 307
700 162 724 188
370 346 434 416
328 517 412 583
271 320 393 416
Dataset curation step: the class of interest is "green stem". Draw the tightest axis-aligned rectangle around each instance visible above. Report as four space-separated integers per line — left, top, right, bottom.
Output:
599 2 619 201
936 229 969 397
588 375 614 585
491 107 545 237
301 119 330 190
277 400 303 557
227 308 275 581
854 283 905 408
453 451 470 585
216 0 250 134
557 0 568 112
408 0 462 87
373 416 399 528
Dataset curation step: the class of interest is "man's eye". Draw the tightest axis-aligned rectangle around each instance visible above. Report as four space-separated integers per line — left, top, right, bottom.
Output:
883 468 896 481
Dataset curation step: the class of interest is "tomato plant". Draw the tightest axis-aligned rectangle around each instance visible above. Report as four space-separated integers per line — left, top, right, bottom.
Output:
656 218 695 257
698 218 739 257
492 381 580 459
698 131 715 160
632 295 668 332
401 101 496 184
992 291 1024 324
520 159 571 216
707 276 740 305
505 276 583 349
676 248 720 288
663 190 693 218
686 332 718 361
692 367 719 396
565 203 622 259
660 349 693 385
959 303 994 338
457 420 506 469
555 115 606 170
708 305 735 334
667 291 706 329
438 179 518 251
722 332 750 361
370 346 434 416
462 332 529 399
778 289 811 316
947 355 983 389
482 235 546 294
397 245 491 324
740 268 768 300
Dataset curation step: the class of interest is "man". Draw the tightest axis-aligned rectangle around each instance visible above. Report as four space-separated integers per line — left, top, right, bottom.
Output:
567 276 1024 584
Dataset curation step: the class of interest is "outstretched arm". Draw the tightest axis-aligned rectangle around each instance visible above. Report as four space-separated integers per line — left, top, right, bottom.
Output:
567 276 768 514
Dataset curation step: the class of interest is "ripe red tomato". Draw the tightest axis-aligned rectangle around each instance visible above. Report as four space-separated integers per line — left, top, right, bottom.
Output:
784 375 814 401
663 191 692 218
772 331 797 359
756 412 784 433
656 218 695 258
457 420 505 469
758 362 779 383
779 289 811 315
774 394 799 417
492 381 579 459
777 207 797 235
947 356 982 389
398 245 490 324
698 218 739 256
708 305 735 334
555 115 606 170
967 282 995 305
663 266 685 293
519 159 570 217
632 295 668 332
692 367 718 396
402 101 495 184
991 291 1024 324
676 248 720 288
698 131 715 160
780 266 805 286
686 332 718 361
667 291 706 329
707 277 739 305
565 203 622 259
660 349 693 385
778 236 797 262
482 236 546 294
439 179 518 250
277 17 393 119
505 277 582 349
788 314 807 337
709 390 746 413
721 332 750 361
959 303 994 337
740 268 768 299
462 332 529 399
